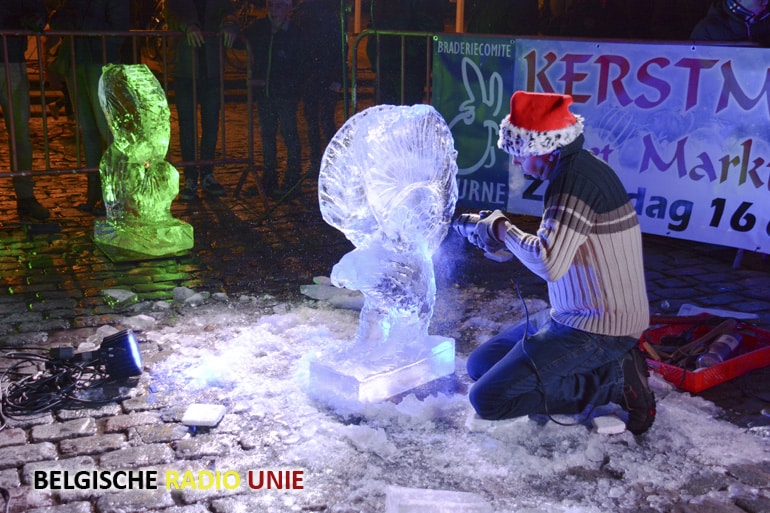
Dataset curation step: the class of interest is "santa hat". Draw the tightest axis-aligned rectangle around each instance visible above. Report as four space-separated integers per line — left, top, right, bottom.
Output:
498 91 584 157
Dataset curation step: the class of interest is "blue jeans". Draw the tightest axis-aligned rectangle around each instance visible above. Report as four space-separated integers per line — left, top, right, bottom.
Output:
68 64 111 204
69 64 110 168
255 91 301 191
174 77 221 184
467 317 637 419
302 84 338 169
0 62 34 198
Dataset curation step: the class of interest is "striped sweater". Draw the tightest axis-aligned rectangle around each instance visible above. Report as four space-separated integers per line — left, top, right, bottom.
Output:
503 135 649 336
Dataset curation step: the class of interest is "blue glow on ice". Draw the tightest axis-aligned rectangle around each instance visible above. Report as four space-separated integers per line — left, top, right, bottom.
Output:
319 104 459 353
312 105 460 402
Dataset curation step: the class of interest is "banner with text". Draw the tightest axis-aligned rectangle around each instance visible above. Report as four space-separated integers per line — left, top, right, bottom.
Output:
432 34 770 253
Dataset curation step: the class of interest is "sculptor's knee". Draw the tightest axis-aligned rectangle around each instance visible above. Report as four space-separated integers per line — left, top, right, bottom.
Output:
466 349 491 382
469 383 506 420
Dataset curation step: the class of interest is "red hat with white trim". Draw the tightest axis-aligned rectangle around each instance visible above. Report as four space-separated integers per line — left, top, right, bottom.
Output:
497 91 584 157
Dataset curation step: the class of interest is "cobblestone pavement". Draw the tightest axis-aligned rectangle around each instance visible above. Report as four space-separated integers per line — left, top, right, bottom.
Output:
1 101 770 512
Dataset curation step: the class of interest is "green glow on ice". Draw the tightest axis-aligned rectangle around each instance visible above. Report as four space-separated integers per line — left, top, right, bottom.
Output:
94 64 193 257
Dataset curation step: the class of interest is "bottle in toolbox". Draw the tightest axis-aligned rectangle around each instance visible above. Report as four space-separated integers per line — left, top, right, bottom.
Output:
696 333 742 369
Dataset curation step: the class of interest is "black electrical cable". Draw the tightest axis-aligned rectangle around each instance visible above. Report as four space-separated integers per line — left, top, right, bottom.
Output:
0 350 137 513
513 267 592 427
0 351 134 424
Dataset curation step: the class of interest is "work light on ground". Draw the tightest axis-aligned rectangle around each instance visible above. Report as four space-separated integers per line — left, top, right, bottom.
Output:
99 330 143 379
49 329 143 380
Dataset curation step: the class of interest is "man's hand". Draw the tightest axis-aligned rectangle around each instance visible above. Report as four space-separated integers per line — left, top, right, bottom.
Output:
468 209 508 253
221 28 236 49
185 24 205 47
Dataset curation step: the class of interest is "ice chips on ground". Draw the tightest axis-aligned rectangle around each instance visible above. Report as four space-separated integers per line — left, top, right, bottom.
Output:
181 403 227 427
592 415 627 434
300 281 364 310
385 485 493 513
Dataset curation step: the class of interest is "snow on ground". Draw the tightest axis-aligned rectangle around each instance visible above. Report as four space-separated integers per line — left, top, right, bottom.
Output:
116 284 770 513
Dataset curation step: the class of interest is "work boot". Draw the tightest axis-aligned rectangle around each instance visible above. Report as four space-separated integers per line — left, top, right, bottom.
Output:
618 347 656 435
201 174 225 196
178 183 198 202
17 197 50 221
77 201 106 216
78 174 105 214
85 173 102 206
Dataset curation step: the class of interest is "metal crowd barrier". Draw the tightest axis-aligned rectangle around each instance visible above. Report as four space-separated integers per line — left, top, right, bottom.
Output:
1 27 438 210
350 29 436 114
0 28 262 203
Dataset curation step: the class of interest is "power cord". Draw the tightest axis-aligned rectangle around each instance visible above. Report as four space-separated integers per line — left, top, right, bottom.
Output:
0 350 134 425
0 350 136 513
513 267 592 427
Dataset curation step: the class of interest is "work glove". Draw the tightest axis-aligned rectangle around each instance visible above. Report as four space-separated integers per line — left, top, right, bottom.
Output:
468 209 508 253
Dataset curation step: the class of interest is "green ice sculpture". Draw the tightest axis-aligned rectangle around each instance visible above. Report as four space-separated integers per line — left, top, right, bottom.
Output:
94 64 193 259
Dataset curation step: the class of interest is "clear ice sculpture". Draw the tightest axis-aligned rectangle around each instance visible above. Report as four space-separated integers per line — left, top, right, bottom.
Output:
93 64 193 259
309 104 459 403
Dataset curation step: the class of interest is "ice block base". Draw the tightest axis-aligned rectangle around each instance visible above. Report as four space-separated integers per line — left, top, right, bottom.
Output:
94 219 193 262
309 335 455 403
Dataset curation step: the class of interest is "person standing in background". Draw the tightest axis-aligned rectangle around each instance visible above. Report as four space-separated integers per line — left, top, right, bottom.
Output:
691 0 770 45
48 0 129 214
241 0 303 197
293 0 345 178
166 0 238 202
0 0 50 221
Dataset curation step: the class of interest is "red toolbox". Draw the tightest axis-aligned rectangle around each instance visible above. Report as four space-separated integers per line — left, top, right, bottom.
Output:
639 315 770 393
